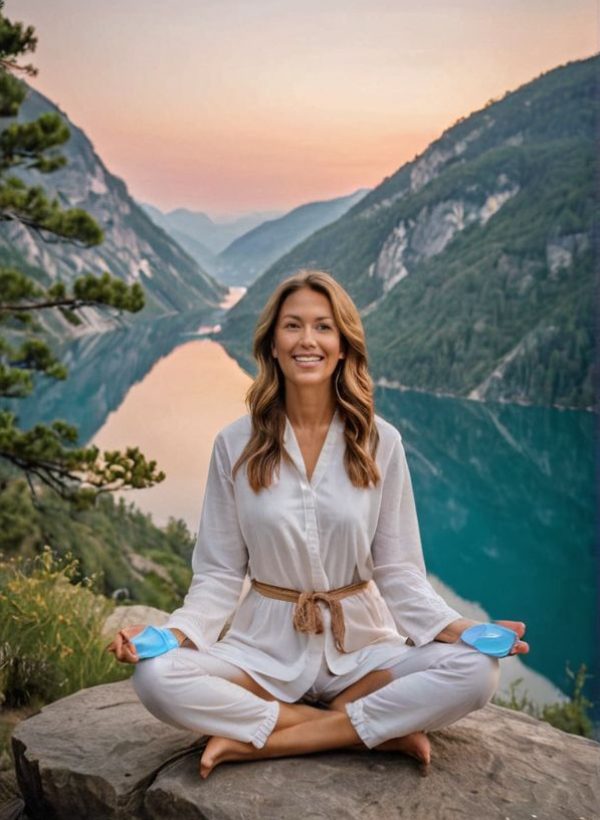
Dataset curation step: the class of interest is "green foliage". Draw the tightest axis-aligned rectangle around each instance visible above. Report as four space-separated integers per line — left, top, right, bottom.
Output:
492 663 595 738
0 112 69 172
0 466 193 609
0 3 162 507
0 177 103 243
0 546 130 709
72 271 145 312
0 410 165 508
0 1 37 92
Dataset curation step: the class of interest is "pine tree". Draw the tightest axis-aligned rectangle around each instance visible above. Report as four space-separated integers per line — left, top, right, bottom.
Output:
0 2 165 508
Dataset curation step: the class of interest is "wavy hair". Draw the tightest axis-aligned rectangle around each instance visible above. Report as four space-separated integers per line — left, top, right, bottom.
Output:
232 269 381 491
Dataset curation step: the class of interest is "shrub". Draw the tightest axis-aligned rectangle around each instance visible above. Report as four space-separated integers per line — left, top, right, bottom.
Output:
492 662 595 738
0 546 131 709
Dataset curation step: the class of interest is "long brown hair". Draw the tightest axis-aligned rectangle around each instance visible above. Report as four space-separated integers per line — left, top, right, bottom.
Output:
232 270 381 491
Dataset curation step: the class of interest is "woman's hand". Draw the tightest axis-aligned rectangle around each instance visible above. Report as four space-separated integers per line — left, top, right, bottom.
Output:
105 623 146 664
434 618 530 655
105 625 193 664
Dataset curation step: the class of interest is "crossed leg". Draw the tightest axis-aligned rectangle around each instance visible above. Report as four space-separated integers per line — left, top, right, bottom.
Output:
133 634 504 779
200 666 429 778
199 638 503 778
326 669 432 770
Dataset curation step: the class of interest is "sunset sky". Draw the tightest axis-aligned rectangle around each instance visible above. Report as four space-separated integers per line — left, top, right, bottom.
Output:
6 0 598 219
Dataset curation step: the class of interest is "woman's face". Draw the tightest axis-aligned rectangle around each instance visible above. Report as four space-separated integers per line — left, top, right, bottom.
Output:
271 287 345 389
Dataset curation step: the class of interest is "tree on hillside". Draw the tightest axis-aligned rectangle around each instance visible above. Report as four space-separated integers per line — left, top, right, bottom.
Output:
0 2 165 509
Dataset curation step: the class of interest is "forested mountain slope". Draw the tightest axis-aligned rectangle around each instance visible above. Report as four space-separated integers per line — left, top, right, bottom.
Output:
220 55 597 409
216 188 368 286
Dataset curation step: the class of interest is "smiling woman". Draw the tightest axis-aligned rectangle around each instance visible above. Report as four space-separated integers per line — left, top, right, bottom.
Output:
272 290 344 383
109 268 529 781
269 288 346 481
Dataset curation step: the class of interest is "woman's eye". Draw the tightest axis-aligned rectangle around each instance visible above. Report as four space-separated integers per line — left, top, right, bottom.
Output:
318 324 331 331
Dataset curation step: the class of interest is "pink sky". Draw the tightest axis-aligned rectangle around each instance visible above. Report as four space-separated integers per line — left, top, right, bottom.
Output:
6 0 598 218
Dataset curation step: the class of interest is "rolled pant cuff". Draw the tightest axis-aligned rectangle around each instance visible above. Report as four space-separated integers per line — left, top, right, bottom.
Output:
250 700 280 749
345 700 378 749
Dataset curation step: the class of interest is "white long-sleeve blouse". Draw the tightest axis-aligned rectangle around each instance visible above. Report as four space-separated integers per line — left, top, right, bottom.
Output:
164 409 463 702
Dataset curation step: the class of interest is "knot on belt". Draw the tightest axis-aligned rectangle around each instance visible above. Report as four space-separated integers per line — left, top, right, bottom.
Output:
251 579 369 653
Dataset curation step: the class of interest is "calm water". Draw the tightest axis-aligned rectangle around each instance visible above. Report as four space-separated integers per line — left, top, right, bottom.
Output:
14 314 599 729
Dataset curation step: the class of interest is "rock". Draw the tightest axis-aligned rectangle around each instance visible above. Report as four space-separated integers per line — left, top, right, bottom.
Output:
10 678 599 819
11 680 198 820
0 795 26 820
101 605 170 638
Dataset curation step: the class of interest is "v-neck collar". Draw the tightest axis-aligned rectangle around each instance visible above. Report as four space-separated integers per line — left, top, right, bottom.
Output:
283 408 343 489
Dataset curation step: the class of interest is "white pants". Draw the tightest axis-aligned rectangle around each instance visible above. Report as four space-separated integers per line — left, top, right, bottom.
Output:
132 641 500 750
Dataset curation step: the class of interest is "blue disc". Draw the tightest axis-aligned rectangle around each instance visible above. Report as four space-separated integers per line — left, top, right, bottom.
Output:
130 625 179 659
460 623 518 658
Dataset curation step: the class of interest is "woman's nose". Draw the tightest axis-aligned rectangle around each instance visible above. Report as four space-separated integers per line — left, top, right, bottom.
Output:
300 326 317 345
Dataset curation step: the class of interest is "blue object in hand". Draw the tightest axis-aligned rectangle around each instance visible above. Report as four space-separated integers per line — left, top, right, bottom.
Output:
460 623 518 658
130 625 180 660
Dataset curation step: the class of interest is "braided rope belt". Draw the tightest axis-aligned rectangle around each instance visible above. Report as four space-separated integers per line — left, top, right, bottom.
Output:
251 578 370 653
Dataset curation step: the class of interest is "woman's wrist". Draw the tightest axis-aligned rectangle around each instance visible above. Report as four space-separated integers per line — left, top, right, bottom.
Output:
167 627 188 646
167 627 198 649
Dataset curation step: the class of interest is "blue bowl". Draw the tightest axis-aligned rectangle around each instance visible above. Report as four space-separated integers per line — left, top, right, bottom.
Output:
460 623 518 658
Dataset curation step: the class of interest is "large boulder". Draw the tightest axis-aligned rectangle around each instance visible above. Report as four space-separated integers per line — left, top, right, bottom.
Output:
11 680 198 820
101 605 171 639
10 678 599 819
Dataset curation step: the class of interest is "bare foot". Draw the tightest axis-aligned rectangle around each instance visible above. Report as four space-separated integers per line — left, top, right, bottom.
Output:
376 731 431 774
199 735 256 779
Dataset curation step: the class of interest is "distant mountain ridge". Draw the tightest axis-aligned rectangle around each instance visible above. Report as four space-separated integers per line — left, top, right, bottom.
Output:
216 188 370 286
218 55 598 410
140 203 284 259
0 86 226 336
140 203 219 276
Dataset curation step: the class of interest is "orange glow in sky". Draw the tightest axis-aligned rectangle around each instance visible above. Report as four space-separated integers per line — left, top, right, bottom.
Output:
6 0 598 217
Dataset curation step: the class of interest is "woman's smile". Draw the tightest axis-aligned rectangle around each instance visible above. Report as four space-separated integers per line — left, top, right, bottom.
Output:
292 354 324 368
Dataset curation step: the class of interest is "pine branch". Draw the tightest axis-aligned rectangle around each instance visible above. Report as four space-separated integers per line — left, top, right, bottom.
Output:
0 57 37 77
0 216 97 247
0 297 103 312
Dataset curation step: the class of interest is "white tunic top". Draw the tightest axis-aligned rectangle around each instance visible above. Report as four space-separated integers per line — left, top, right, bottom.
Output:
164 409 463 702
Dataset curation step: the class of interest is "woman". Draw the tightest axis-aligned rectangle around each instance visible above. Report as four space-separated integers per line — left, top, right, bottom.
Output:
108 269 529 779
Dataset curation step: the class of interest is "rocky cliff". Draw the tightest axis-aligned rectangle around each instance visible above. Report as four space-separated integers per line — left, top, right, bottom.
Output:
0 87 227 338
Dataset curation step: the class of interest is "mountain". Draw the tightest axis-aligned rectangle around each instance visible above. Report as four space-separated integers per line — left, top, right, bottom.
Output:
218 55 598 410
216 189 370 287
140 203 219 275
0 86 227 336
140 204 284 256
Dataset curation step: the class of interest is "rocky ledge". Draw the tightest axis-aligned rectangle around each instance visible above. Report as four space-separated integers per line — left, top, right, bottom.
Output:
9 677 599 820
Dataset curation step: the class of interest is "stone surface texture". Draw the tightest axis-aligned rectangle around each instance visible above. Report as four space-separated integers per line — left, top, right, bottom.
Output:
101 605 170 639
10 678 600 820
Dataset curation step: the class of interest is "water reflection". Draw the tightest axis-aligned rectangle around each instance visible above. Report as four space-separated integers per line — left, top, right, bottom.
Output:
92 339 251 528
13 309 224 442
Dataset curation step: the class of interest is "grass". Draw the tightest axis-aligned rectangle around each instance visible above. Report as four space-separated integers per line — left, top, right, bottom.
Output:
491 662 595 739
0 546 134 772
0 546 131 709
